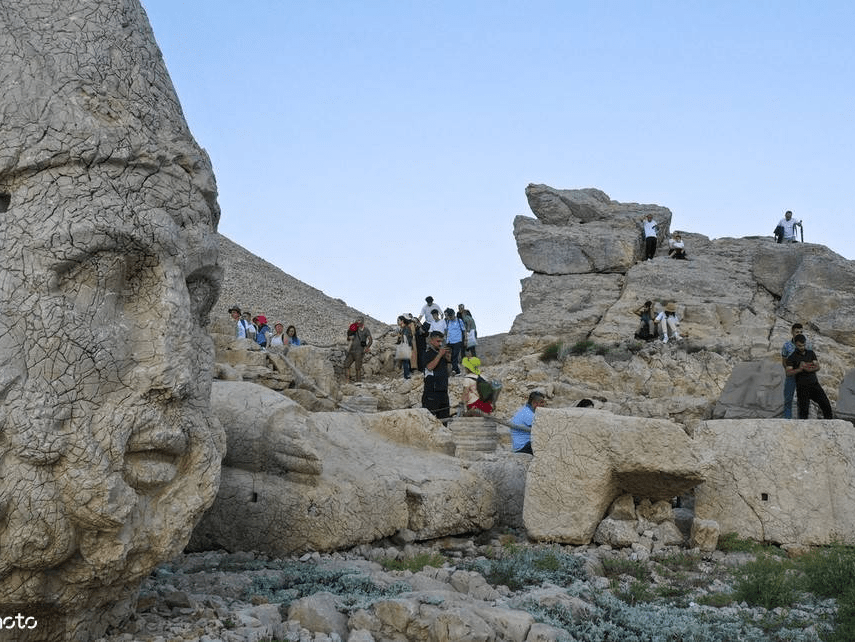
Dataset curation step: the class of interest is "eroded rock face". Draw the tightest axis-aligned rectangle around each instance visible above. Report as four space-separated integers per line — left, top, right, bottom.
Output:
694 419 855 546
523 408 707 545
0 2 225 639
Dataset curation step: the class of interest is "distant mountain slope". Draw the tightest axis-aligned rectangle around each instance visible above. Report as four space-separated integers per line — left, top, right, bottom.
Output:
212 234 387 346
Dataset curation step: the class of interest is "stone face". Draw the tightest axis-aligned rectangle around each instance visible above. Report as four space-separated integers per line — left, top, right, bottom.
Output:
191 382 505 555
523 409 707 544
0 2 225 639
836 368 855 421
712 359 785 419
694 419 855 545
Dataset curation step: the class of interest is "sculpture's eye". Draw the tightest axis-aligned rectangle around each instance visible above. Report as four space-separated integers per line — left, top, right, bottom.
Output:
57 250 129 317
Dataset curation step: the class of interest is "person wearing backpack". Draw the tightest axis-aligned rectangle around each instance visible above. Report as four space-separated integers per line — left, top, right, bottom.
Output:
254 315 271 348
461 357 493 415
344 316 372 382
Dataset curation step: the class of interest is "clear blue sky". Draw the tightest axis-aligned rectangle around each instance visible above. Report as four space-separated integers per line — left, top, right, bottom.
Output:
140 1 854 336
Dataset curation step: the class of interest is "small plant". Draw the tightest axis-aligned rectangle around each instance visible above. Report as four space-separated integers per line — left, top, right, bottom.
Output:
600 557 651 582
379 552 446 572
732 553 797 610
539 341 564 362
569 340 595 355
613 578 656 605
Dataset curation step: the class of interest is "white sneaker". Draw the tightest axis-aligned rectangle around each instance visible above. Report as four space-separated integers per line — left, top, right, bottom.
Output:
662 335 669 344
673 332 682 340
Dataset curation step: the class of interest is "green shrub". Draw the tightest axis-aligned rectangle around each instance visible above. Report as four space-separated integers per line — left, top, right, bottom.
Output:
732 554 797 610
601 557 651 582
379 552 446 572
717 532 785 556
539 341 564 362
569 340 595 355
797 542 855 599
461 545 585 592
825 586 855 642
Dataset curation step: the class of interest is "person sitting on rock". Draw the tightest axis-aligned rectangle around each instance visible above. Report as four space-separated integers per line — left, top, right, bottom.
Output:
633 300 656 341
668 233 688 259
655 302 682 344
510 391 546 455
461 357 493 415
268 322 286 347
286 325 302 346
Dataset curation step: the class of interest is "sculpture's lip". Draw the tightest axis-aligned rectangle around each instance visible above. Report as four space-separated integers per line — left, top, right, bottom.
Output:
123 418 188 491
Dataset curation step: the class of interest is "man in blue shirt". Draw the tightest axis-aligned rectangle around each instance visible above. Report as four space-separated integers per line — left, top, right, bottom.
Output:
510 391 546 454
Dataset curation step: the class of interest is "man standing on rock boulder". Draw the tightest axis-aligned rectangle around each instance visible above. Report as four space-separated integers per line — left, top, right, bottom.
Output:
786 334 833 419
781 322 812 419
422 330 451 421
641 213 659 261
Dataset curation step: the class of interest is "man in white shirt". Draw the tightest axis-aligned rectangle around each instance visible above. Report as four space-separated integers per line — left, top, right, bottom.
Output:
641 214 658 260
776 210 801 243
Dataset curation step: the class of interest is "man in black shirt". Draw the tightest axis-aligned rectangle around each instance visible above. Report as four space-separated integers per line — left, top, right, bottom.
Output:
785 334 833 419
422 331 451 421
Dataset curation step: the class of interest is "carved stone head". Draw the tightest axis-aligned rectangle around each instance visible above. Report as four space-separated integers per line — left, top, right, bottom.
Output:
0 1 225 638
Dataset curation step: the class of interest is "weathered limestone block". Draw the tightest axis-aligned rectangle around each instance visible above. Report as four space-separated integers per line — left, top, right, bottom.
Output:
191 382 498 555
524 409 708 544
690 519 720 552
754 245 855 348
363 408 457 455
712 359 785 419
514 215 639 274
593 518 639 548
0 2 225 639
524 184 672 230
694 419 855 545
510 273 624 338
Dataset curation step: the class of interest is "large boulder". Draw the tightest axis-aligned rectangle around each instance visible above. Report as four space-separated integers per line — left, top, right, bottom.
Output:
694 419 855 545
0 2 225 639
523 408 708 544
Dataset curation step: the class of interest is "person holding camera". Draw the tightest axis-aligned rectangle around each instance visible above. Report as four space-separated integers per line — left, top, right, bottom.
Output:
344 316 372 383
422 330 452 421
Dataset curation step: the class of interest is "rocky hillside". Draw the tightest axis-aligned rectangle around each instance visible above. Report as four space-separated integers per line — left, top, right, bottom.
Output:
213 234 387 347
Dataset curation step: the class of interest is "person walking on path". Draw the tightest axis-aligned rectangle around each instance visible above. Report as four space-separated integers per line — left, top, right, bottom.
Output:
785 334 833 419
344 316 372 382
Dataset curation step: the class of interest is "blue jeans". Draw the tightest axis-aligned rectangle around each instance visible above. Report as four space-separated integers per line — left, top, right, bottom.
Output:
402 359 411 379
783 375 796 419
449 342 463 374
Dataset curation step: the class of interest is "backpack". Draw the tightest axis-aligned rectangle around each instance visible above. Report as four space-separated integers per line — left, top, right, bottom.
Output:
476 376 502 403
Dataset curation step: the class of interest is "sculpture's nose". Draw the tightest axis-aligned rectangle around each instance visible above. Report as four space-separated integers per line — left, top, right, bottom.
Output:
128 266 196 399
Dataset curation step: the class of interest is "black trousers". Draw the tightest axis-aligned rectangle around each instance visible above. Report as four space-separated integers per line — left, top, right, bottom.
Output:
645 236 657 260
796 380 833 419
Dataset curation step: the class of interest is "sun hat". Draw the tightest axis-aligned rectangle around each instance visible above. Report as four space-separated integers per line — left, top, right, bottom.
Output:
461 356 481 375
228 304 241 314
664 302 677 313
